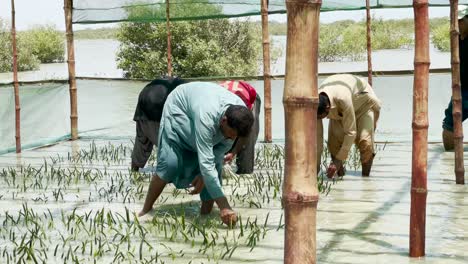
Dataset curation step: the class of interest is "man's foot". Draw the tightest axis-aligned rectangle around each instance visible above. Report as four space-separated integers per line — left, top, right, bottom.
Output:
201 200 214 215
131 162 140 172
138 208 152 217
443 129 455 151
362 154 375 177
337 165 346 177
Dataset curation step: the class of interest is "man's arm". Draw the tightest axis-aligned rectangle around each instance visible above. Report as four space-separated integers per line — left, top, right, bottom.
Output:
335 99 357 161
193 112 226 201
367 91 381 131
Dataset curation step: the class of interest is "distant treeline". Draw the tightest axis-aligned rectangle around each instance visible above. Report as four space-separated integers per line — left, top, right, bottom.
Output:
0 16 453 73
73 17 451 56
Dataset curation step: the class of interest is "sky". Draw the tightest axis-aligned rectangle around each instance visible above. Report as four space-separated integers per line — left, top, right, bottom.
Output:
0 0 453 31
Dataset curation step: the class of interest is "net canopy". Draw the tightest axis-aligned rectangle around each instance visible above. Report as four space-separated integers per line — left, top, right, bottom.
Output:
72 0 468 24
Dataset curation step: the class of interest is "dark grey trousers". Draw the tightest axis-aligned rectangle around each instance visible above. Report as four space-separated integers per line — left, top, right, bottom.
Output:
236 96 261 174
131 120 159 168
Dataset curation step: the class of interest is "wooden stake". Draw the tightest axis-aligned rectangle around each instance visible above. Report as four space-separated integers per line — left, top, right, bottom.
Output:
166 0 172 76
450 0 465 184
261 0 272 142
410 0 430 257
283 0 321 263
11 0 21 153
64 0 78 140
366 0 373 86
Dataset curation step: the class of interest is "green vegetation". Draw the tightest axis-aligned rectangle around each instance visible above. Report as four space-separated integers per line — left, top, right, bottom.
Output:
0 13 454 74
0 19 39 72
20 25 65 63
0 21 64 72
117 1 262 78
431 20 450 52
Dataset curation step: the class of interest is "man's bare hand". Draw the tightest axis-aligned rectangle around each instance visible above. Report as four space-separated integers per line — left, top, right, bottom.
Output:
326 163 337 178
327 159 343 179
224 153 235 164
190 176 205 194
220 208 237 227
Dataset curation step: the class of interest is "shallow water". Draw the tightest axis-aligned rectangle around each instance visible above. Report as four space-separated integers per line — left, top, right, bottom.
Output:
0 138 467 263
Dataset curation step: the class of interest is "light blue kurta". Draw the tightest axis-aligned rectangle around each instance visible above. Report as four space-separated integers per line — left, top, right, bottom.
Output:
155 82 245 200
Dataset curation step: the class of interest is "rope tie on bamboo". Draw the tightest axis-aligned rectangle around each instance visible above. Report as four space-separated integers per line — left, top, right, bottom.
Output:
411 121 429 130
286 0 322 4
412 0 428 7
283 192 319 205
283 97 318 107
413 61 430 66
450 30 460 36
411 187 427 194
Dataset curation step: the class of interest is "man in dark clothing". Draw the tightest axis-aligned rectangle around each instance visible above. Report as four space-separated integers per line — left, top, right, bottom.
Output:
131 78 261 174
442 6 468 150
131 77 187 171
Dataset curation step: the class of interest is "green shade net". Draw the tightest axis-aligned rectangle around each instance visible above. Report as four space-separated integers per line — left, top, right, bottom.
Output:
0 83 70 154
72 0 468 24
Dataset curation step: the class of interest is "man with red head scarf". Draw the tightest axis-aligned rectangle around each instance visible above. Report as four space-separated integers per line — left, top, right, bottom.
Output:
131 78 261 175
219 80 261 174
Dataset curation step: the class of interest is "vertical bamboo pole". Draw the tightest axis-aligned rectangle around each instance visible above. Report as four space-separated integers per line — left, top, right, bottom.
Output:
410 0 430 257
11 0 21 153
450 0 465 184
261 0 272 142
366 0 373 86
283 0 321 263
64 0 78 140
166 0 172 76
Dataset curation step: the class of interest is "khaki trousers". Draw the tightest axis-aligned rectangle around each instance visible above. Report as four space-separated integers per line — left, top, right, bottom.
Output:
318 110 375 168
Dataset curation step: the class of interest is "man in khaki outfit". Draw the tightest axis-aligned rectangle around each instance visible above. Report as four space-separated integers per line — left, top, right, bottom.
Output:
317 74 381 177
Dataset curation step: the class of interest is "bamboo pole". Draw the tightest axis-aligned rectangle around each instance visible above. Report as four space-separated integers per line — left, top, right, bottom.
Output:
410 0 430 257
11 0 21 153
64 0 78 140
450 0 465 184
166 0 172 76
261 0 272 142
366 0 373 86
283 0 321 263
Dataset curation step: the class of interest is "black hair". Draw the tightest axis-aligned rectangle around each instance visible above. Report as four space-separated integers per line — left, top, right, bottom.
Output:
225 105 254 137
318 93 330 116
139 76 188 121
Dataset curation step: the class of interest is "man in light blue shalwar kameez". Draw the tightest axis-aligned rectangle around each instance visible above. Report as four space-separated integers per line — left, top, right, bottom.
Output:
138 82 254 226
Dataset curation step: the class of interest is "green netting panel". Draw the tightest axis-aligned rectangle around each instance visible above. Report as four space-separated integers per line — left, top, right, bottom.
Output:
0 83 70 154
72 0 468 24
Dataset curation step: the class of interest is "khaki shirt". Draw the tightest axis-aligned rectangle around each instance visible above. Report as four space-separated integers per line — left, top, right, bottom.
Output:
319 74 381 161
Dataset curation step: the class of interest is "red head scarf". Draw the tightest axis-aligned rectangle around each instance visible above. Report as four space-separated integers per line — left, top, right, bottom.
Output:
219 80 257 110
